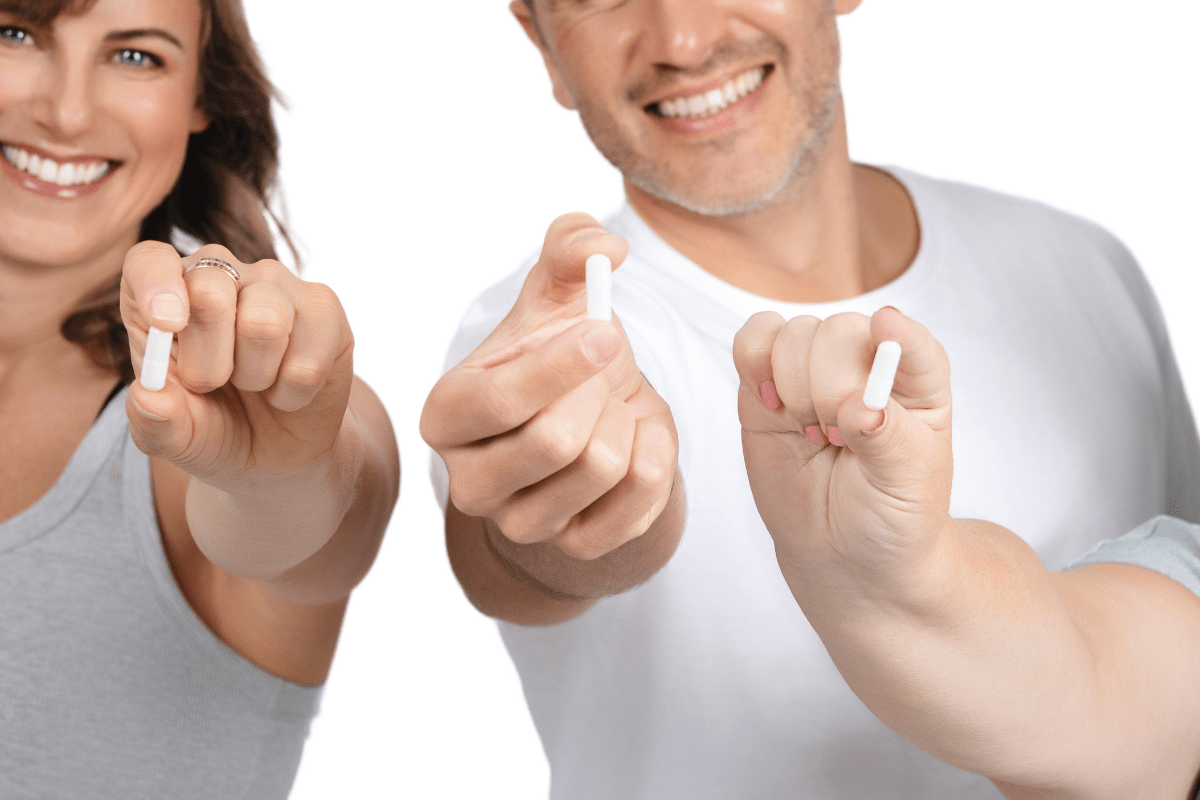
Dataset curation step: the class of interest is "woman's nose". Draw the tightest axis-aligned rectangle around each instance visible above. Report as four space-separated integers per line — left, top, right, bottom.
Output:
35 56 97 139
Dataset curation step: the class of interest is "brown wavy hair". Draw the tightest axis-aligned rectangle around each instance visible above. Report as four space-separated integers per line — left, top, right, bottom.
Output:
4 0 297 384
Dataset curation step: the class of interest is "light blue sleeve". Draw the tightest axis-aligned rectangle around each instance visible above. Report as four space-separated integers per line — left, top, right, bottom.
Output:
1069 515 1200 599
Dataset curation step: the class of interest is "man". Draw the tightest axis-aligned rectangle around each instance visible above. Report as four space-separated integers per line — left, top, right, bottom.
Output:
421 1 1200 797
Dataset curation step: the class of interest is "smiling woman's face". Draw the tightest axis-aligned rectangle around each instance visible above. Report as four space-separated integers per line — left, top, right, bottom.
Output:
0 0 206 272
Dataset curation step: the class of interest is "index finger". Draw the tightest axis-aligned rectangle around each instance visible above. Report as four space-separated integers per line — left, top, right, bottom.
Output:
421 319 623 449
120 240 190 333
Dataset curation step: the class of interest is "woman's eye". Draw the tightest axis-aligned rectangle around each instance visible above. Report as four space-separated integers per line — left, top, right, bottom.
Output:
0 26 32 45
115 48 162 68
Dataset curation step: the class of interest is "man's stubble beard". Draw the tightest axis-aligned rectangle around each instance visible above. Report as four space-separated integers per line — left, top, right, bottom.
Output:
574 27 843 218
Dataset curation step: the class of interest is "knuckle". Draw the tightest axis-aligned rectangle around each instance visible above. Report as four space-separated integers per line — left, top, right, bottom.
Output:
419 394 455 449
195 243 235 263
277 358 326 392
186 278 235 312
126 239 178 263
449 475 492 518
492 507 541 545
528 418 586 467
253 257 289 280
236 303 290 342
557 529 610 562
821 311 869 338
733 310 781 351
303 281 341 311
628 451 672 494
579 439 629 487
783 314 822 339
418 411 441 449
478 373 527 432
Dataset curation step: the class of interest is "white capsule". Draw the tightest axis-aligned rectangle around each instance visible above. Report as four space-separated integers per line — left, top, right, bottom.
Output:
586 254 612 322
863 341 902 411
140 326 174 392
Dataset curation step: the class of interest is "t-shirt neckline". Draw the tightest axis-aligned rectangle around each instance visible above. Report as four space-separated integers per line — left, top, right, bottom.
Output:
606 165 941 324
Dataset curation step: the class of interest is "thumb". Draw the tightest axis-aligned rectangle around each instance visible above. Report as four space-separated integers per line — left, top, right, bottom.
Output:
837 308 954 504
125 379 197 464
869 306 952 423
837 391 947 485
521 212 628 308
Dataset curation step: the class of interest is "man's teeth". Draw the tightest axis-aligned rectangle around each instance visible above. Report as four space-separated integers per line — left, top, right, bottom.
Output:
2 145 111 187
656 67 766 120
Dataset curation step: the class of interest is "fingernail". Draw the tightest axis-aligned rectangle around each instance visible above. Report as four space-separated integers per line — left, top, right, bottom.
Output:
805 426 827 446
862 410 888 436
581 326 619 364
130 395 169 422
759 380 781 410
569 227 608 247
150 293 186 324
880 305 904 316
826 426 846 447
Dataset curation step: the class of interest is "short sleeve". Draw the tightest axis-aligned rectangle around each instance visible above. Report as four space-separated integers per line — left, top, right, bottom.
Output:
1069 515 1200 599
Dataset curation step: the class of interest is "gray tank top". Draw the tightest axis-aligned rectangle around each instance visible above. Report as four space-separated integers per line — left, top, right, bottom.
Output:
0 388 321 799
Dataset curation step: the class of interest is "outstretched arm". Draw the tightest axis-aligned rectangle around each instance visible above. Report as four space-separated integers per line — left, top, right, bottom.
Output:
122 242 400 684
422 214 686 626
733 307 1200 800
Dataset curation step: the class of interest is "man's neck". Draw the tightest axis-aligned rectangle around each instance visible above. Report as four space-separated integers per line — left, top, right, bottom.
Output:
625 115 919 304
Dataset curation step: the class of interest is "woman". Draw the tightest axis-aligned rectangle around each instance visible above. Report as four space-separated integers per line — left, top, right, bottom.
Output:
734 307 1200 799
0 0 399 797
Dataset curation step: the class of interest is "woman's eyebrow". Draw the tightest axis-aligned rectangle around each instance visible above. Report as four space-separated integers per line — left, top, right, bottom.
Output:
105 28 184 50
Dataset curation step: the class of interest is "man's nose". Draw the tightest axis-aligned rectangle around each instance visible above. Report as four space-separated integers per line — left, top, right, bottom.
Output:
644 0 732 70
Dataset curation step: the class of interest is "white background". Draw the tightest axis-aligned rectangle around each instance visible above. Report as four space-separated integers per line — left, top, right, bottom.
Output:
238 1 1199 797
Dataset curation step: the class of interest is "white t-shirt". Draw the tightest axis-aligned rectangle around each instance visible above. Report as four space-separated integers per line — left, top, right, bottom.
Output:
437 168 1200 799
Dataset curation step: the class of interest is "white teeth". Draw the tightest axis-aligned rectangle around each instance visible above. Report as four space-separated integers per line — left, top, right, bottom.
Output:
1 144 111 188
38 157 58 183
656 66 767 120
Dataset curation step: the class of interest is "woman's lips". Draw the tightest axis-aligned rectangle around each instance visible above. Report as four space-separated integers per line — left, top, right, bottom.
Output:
0 143 117 199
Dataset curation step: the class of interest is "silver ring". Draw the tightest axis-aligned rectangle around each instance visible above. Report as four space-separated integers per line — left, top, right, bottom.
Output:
185 257 241 288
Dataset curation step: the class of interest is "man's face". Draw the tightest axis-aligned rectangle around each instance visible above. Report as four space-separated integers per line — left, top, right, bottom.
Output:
519 0 856 216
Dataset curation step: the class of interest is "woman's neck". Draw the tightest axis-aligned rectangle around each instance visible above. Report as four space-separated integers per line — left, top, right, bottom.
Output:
0 246 128 387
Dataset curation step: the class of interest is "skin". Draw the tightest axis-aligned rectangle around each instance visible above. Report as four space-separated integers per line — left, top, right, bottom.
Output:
513 0 918 303
422 215 685 625
0 0 399 686
423 0 918 626
732 308 1200 799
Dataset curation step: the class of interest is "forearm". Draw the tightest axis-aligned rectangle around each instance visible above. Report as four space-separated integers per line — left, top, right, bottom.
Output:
186 381 399 601
448 469 686 626
786 518 1188 796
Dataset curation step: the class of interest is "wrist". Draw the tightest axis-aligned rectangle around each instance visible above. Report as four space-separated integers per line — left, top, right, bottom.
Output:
780 513 964 621
186 408 363 577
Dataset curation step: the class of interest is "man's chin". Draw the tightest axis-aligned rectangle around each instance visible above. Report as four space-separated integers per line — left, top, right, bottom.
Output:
627 172 792 218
